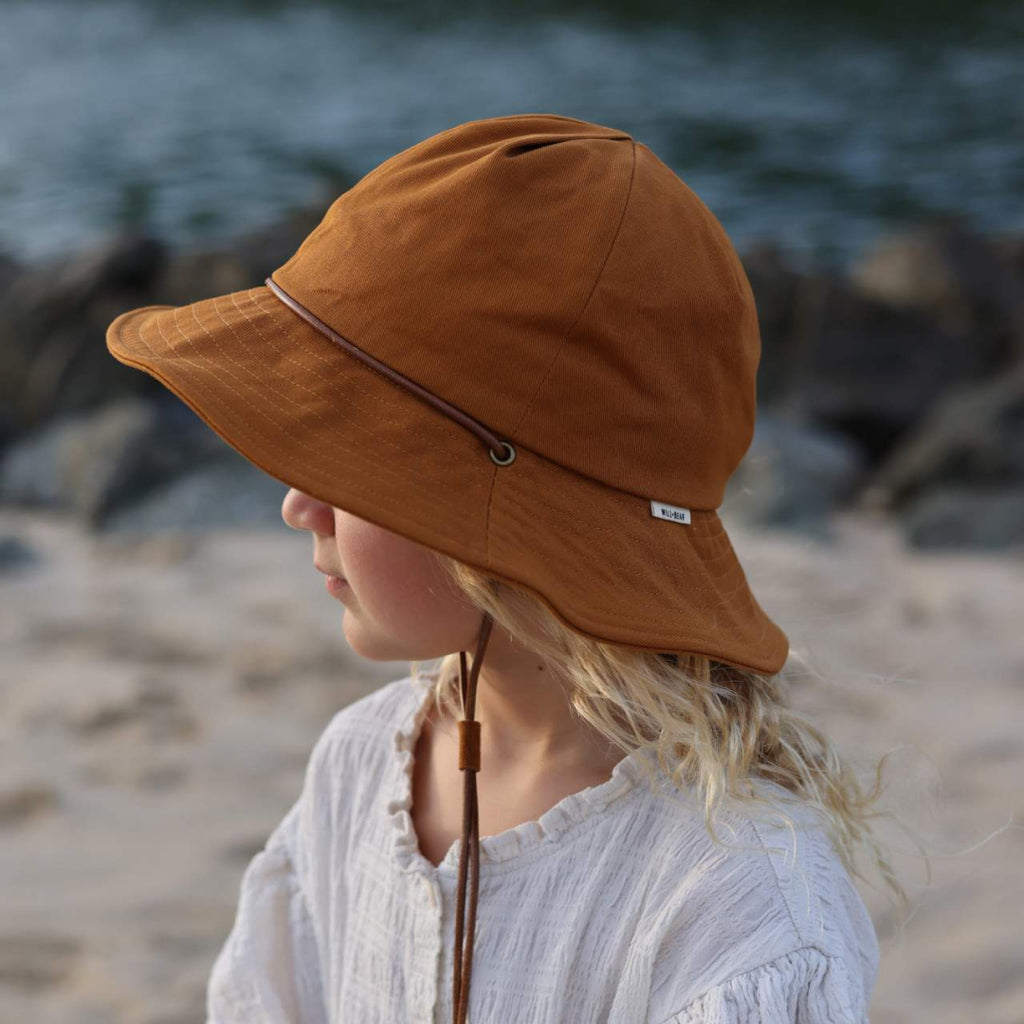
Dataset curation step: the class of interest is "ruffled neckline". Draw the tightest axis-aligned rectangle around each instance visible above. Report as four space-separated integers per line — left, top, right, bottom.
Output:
387 672 658 876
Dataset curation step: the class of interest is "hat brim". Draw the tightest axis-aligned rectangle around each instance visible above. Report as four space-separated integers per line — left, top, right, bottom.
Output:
106 284 788 675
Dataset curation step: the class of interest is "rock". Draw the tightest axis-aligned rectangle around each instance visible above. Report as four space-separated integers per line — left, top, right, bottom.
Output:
994 231 1024 283
0 233 168 431
0 233 163 333
143 197 330 309
0 405 16 460
901 484 1024 550
0 418 68 507
156 248 255 308
740 243 804 406
97 458 289 535
0 205 333 437
0 395 239 523
860 360 1024 511
721 410 868 540
851 223 969 317
47 232 166 307
0 247 22 298
206 197 329 286
790 275 994 462
849 220 1024 356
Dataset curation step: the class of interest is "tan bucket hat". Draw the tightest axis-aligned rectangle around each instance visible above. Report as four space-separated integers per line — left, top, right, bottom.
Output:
106 112 788 1024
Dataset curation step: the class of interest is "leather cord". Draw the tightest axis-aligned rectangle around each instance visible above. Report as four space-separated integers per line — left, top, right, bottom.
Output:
264 276 516 467
453 612 494 1024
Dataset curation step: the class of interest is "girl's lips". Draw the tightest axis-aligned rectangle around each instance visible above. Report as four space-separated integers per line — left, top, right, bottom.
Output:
325 574 349 594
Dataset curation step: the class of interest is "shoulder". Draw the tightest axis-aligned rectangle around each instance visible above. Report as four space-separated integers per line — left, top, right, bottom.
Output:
639 783 879 1022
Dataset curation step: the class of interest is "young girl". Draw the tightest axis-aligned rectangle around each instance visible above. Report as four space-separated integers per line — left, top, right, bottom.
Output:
105 112 900 1022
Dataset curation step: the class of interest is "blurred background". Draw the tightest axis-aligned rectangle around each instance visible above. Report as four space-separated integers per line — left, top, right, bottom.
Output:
1 0 1022 1021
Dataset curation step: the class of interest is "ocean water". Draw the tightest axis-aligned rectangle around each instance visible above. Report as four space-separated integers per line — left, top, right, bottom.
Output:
1 0 1021 272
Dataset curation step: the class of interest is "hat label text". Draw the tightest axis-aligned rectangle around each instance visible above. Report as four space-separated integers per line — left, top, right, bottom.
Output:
650 500 691 524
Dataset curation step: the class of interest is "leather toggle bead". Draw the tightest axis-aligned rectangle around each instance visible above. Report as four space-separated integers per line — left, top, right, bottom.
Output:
457 719 481 771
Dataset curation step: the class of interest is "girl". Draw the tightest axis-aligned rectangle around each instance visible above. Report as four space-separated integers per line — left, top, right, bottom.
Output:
105 113 901 1022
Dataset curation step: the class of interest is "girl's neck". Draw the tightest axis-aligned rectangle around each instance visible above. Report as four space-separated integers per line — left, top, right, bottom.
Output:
436 677 622 779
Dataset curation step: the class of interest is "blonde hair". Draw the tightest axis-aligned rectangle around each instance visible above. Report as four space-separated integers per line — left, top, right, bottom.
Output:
412 551 914 920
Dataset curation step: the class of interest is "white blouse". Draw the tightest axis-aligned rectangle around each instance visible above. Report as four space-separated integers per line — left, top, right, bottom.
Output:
206 672 879 1023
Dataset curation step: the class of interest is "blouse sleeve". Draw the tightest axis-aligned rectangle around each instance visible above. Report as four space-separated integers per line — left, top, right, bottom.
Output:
206 801 328 1024
655 946 869 1024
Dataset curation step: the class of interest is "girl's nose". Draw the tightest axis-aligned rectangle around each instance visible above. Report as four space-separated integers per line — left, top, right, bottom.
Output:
281 487 335 535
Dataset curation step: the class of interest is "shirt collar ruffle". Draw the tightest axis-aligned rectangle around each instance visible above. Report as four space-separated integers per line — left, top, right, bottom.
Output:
387 671 658 875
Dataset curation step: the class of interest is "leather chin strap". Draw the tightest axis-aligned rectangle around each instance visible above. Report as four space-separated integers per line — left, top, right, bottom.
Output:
452 611 494 1024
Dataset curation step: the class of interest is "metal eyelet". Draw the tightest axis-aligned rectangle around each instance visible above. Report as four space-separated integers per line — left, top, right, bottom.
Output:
489 440 516 466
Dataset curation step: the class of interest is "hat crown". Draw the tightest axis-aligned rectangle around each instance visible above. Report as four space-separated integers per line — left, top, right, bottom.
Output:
272 114 761 510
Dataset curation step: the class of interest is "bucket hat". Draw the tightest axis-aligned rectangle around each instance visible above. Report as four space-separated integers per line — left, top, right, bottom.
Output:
106 112 789 1024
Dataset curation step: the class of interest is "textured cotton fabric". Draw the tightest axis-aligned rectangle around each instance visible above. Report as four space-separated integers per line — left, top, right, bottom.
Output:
206 672 879 1023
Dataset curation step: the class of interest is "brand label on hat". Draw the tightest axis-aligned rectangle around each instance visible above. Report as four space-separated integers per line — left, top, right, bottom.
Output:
650 500 691 524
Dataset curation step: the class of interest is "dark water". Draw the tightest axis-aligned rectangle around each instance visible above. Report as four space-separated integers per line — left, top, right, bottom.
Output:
1 0 1021 273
